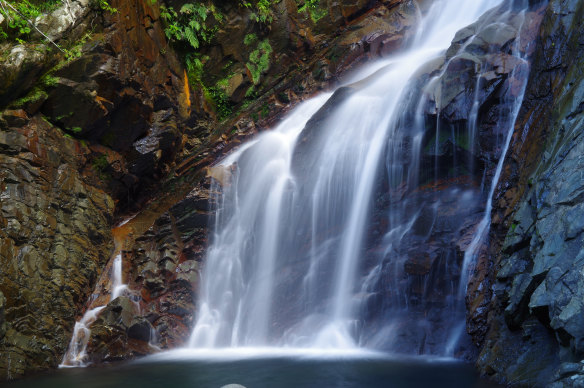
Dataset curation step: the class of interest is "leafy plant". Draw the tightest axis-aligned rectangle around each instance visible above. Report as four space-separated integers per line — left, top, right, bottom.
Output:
92 0 116 13
243 33 257 46
246 39 272 84
297 0 326 23
240 0 277 24
63 31 92 61
0 0 45 40
161 2 221 50
207 85 232 120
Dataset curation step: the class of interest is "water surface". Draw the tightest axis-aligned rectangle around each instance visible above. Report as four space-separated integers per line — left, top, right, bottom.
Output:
11 355 500 388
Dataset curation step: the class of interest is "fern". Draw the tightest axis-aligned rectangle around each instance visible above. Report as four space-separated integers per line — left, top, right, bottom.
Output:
161 2 217 50
184 27 199 49
246 39 272 84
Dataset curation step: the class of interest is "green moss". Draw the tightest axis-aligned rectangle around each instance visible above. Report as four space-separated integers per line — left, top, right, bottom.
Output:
41 73 58 87
11 88 48 108
244 33 258 46
216 77 230 90
245 86 257 98
91 154 111 180
63 31 92 62
296 0 327 23
260 103 269 118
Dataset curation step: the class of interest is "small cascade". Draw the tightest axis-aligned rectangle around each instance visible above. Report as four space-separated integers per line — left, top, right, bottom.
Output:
187 0 537 356
111 253 128 300
60 224 132 367
447 1 532 353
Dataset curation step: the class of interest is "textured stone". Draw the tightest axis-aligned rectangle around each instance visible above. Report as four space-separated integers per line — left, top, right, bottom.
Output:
472 0 584 385
0 116 114 379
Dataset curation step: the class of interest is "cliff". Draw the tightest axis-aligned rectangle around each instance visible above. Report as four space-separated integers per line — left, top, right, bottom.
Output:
470 0 584 386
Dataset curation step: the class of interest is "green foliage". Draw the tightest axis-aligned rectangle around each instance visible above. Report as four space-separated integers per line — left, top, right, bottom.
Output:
41 73 58 87
0 0 113 43
260 103 269 118
63 31 92 61
245 86 257 98
91 154 110 180
240 0 277 24
92 0 117 13
246 39 272 84
0 0 47 40
297 0 326 23
10 71 59 109
161 2 220 50
184 53 233 121
243 33 257 46
11 87 47 108
207 85 232 121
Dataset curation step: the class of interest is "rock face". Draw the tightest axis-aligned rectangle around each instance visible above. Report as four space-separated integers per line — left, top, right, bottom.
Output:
39 0 192 211
0 113 114 379
470 0 584 386
0 0 190 379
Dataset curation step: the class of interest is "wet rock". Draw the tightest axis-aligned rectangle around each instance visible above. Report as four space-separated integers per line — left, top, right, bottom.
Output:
84 296 157 362
472 0 584 385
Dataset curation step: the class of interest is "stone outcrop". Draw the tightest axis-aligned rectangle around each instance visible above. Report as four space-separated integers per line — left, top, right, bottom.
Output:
0 0 191 379
0 112 114 379
469 0 584 386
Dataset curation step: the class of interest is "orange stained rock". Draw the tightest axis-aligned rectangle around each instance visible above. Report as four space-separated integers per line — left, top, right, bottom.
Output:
179 69 191 119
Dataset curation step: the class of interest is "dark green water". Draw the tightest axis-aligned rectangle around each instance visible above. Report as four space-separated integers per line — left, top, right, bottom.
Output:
7 354 500 388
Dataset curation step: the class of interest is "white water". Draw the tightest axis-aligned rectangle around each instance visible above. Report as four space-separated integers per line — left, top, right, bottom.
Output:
61 251 129 366
60 306 106 367
187 0 534 355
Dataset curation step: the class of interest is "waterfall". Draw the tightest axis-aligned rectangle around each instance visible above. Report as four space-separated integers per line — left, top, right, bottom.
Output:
189 0 531 355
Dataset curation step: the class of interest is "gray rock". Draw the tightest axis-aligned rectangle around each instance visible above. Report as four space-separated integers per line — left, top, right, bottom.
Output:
0 291 5 340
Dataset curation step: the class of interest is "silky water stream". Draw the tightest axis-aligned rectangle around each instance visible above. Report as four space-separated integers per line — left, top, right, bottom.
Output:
36 0 536 386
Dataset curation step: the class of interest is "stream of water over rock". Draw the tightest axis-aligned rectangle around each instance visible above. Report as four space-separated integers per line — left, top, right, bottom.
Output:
188 0 531 356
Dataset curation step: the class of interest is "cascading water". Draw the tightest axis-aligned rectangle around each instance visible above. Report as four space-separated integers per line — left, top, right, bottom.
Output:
61 228 132 367
189 0 532 356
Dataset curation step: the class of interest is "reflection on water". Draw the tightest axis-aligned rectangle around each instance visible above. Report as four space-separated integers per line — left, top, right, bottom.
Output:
9 356 500 388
